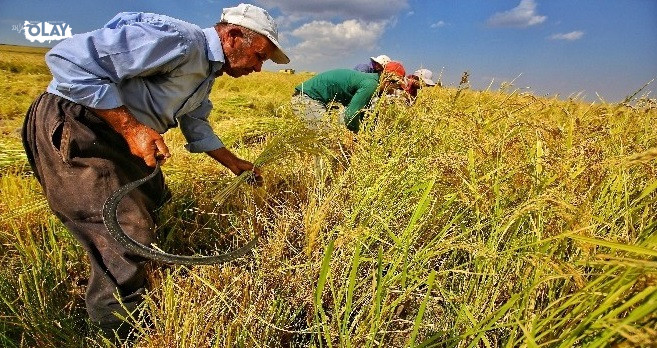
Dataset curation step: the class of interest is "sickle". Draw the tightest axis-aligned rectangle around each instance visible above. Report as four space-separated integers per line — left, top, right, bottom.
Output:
102 162 258 265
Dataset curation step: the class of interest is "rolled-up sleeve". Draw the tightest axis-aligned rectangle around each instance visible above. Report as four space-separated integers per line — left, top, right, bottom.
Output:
45 13 188 109
178 99 224 153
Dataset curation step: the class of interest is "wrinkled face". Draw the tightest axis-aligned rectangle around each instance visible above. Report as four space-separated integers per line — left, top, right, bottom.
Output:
220 28 276 78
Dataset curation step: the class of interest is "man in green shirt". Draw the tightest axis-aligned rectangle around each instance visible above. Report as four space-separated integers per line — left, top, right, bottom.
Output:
292 62 406 132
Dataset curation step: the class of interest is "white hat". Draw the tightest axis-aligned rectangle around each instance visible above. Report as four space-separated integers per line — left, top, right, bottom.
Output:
413 69 436 86
370 54 391 66
220 3 290 64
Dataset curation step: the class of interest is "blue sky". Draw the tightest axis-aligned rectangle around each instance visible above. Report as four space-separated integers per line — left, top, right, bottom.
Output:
1 0 656 102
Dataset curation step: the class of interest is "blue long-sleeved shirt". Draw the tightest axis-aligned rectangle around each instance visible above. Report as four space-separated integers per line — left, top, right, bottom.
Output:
45 12 225 153
354 61 375 73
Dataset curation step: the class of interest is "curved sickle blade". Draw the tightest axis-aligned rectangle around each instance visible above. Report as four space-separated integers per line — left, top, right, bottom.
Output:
102 163 258 265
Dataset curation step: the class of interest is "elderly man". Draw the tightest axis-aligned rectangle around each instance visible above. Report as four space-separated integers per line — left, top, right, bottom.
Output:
353 54 391 73
292 62 406 132
21 3 288 341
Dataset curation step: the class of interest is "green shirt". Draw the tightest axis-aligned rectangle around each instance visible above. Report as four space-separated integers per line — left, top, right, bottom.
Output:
295 69 379 132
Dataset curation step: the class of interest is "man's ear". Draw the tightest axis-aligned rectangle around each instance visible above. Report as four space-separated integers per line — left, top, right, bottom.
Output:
224 27 244 48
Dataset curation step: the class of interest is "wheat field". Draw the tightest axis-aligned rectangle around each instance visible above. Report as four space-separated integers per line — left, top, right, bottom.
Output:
1 44 656 347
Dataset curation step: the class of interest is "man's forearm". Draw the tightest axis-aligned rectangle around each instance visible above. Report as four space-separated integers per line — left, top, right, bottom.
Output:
206 147 262 185
90 106 142 134
90 106 170 167
206 147 240 173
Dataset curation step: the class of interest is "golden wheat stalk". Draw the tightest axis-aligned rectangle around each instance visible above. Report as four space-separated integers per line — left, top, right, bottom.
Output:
623 147 657 165
212 125 329 204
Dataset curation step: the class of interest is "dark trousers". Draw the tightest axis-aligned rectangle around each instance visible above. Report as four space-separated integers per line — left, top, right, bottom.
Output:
21 93 169 330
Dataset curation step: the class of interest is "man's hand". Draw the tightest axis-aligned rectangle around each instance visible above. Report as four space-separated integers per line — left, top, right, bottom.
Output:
90 106 170 167
232 157 263 186
207 147 263 186
121 123 170 167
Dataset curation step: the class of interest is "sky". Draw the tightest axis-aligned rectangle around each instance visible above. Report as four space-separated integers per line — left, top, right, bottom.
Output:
1 0 656 102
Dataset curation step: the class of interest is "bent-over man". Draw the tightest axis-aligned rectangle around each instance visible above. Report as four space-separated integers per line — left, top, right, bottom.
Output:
292 62 406 132
21 3 289 341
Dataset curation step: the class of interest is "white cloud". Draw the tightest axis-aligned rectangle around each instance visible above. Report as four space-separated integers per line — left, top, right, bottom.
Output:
549 31 584 41
256 0 409 21
257 0 408 71
486 0 547 28
431 21 446 28
287 19 387 67
273 14 307 30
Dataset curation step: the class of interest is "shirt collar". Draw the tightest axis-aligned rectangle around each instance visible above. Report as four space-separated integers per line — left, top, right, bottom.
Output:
202 27 225 70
